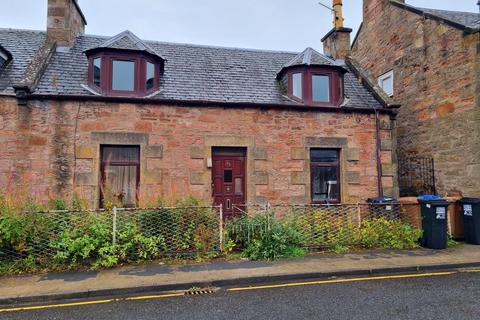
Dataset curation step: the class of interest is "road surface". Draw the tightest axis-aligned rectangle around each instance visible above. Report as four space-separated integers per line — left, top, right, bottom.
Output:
1 270 479 320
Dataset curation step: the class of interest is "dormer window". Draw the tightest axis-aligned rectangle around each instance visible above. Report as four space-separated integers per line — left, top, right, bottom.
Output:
87 53 161 96
277 47 346 107
285 67 344 106
85 30 164 97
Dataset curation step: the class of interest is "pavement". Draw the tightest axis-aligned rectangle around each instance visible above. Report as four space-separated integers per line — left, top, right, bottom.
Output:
1 244 480 306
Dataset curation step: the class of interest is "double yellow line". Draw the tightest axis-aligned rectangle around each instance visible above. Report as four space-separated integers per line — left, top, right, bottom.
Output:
227 271 456 292
1 269 479 313
0 293 184 313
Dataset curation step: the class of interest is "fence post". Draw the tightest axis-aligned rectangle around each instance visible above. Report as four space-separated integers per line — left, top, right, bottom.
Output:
219 205 224 252
356 203 362 227
112 206 117 246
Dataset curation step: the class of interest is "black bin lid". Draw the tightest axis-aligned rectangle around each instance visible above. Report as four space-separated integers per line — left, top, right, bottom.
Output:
367 197 396 203
460 198 480 204
418 199 449 206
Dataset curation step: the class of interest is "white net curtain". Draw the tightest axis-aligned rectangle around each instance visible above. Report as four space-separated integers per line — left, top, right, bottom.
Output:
101 146 140 207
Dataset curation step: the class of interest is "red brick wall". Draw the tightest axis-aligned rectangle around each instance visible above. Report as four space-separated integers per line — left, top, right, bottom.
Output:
352 1 480 196
0 97 394 207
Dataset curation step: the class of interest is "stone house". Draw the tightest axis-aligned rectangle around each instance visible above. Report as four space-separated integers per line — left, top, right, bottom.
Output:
350 0 480 197
0 0 397 215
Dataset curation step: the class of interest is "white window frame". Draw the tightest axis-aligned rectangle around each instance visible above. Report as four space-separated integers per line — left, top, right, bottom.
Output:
378 70 394 97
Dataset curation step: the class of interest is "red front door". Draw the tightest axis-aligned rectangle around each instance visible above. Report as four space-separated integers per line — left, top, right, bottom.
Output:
212 148 246 219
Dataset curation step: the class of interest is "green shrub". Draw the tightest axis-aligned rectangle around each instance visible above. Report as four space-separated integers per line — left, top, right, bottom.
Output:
50 212 112 267
291 209 356 249
227 213 305 260
138 202 218 255
357 218 422 250
0 198 52 262
115 221 166 261
0 195 221 273
49 198 68 211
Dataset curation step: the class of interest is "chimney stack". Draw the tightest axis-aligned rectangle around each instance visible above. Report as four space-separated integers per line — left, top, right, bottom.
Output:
321 0 352 60
47 0 87 48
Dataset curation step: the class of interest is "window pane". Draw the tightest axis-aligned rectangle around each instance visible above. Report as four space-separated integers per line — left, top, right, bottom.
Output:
93 58 101 87
378 71 394 96
235 178 243 195
146 62 155 90
103 165 138 207
292 73 302 99
112 60 135 91
102 146 140 163
311 166 339 202
312 75 330 102
381 76 393 95
310 149 339 163
224 169 233 183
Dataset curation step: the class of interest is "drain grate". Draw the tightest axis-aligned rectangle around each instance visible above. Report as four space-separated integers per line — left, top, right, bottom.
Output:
184 288 215 296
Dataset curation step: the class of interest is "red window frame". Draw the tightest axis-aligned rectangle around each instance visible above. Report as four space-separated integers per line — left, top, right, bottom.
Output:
310 149 341 204
88 52 160 97
287 66 344 106
99 145 141 208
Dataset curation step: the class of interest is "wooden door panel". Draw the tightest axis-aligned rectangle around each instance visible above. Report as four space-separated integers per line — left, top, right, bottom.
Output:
212 151 246 218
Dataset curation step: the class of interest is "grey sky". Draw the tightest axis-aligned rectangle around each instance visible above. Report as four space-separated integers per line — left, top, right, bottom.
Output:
1 1 478 52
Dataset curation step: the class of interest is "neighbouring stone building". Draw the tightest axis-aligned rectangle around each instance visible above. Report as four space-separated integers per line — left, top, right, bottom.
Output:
0 0 397 214
351 0 480 197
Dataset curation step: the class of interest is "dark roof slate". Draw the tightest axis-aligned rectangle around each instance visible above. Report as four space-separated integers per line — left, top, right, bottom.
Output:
0 28 46 95
418 8 480 30
86 30 162 58
390 1 480 32
0 29 384 109
281 47 335 69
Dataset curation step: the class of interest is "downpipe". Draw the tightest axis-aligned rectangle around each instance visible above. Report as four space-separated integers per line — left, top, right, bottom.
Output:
375 110 384 198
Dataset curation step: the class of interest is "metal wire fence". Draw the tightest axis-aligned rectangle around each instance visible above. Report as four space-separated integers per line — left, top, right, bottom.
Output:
228 203 422 250
0 202 422 268
0 206 222 267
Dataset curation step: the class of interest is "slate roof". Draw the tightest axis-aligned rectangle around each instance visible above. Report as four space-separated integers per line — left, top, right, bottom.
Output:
0 28 384 109
390 1 480 32
418 8 480 30
85 30 163 59
0 28 46 95
281 47 336 69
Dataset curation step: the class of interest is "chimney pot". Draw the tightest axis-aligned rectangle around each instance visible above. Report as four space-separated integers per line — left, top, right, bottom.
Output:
333 0 344 28
321 0 351 60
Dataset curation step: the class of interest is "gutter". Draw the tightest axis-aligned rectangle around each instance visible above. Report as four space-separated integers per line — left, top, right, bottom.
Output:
22 93 396 115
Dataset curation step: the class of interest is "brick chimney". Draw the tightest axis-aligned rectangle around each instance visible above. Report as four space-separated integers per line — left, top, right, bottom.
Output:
321 0 352 60
47 0 87 48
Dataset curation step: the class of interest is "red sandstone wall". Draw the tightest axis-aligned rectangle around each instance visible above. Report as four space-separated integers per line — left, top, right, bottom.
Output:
0 97 393 207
